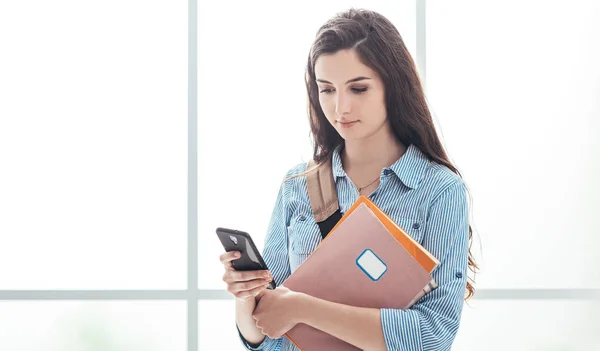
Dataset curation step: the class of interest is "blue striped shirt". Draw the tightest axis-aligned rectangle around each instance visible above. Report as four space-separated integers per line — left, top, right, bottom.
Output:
240 143 469 351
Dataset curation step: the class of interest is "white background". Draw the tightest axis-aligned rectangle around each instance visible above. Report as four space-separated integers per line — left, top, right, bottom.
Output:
0 0 188 290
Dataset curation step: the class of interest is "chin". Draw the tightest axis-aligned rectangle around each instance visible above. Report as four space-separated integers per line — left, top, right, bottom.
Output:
336 129 368 142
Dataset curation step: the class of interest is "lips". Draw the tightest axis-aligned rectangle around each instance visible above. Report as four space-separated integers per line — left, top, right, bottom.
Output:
338 120 359 128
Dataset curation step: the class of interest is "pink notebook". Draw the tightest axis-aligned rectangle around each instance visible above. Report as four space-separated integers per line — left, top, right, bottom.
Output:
282 202 438 351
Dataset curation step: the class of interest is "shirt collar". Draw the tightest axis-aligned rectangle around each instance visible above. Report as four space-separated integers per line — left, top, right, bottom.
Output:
331 143 430 190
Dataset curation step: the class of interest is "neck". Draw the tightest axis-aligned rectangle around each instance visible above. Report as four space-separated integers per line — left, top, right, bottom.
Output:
341 123 406 173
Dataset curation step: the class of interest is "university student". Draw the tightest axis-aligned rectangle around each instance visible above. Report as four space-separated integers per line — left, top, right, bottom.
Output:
220 8 478 351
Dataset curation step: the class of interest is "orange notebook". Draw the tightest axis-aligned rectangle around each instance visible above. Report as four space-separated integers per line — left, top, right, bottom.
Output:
281 196 439 351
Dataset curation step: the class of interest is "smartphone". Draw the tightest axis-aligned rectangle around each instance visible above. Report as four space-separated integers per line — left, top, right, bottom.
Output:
215 227 276 290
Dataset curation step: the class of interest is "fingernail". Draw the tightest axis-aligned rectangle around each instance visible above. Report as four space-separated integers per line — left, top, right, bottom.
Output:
263 273 270 278
234 252 241 258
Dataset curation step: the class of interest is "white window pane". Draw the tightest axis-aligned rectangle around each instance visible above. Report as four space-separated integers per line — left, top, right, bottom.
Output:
199 300 241 350
198 1 415 289
454 300 600 350
0 301 186 351
0 1 187 289
200 299 600 350
427 1 600 288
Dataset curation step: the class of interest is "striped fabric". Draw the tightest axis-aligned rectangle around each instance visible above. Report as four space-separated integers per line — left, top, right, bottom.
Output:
239 143 469 351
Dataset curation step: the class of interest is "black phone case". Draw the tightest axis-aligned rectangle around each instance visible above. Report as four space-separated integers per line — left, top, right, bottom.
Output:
216 227 276 289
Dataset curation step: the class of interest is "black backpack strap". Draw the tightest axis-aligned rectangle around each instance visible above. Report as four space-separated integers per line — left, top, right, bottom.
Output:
306 157 342 239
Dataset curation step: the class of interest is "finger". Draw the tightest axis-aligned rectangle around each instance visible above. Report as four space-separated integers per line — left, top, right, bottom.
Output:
223 270 268 284
219 251 241 264
234 281 271 300
228 270 272 283
227 278 271 293
224 260 234 271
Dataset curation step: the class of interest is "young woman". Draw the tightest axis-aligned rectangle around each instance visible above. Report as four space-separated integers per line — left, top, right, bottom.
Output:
220 8 478 351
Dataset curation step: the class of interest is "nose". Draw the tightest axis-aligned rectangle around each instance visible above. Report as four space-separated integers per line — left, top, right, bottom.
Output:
335 91 352 116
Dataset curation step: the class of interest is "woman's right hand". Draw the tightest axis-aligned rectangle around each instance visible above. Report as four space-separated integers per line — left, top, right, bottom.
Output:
220 251 273 300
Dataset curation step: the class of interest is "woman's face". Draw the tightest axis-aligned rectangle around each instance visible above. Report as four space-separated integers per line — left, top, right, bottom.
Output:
314 49 388 142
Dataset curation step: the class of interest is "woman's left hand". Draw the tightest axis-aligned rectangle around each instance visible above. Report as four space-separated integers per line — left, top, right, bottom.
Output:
252 286 305 339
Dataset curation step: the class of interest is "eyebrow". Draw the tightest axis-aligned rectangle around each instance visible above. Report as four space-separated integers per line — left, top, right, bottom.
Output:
316 76 372 85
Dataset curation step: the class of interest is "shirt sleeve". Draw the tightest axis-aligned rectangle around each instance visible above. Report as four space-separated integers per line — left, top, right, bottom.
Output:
237 173 293 351
380 180 470 351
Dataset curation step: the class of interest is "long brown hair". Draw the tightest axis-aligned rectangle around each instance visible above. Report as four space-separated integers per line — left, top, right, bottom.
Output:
304 8 479 299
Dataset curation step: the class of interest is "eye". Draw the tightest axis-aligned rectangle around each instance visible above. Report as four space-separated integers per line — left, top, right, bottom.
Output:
319 87 368 94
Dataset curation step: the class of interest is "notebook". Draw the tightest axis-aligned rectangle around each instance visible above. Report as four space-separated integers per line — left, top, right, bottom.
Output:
281 196 439 351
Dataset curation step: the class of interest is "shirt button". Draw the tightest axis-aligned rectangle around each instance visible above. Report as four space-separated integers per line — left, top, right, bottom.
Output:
456 272 463 279
412 222 420 229
383 169 392 176
298 215 306 221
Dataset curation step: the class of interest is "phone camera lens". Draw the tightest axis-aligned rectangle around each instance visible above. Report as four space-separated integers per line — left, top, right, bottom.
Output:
229 235 238 245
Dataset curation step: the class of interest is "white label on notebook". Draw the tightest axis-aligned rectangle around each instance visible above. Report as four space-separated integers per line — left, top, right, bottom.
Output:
356 249 387 281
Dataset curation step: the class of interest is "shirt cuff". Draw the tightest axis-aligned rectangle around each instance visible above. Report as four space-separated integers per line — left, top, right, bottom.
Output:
380 308 422 351
236 324 283 351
